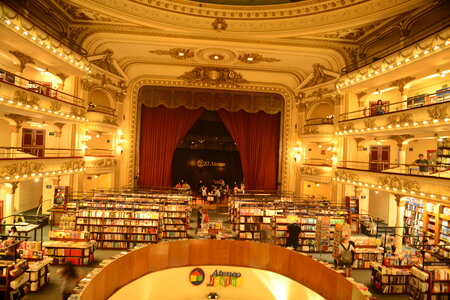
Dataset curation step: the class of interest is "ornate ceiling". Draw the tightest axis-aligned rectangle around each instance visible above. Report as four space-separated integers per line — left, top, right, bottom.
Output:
0 0 435 91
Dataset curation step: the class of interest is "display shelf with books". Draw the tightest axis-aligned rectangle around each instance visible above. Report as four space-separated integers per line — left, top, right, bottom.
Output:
370 262 411 294
404 199 425 247
409 264 450 300
160 204 188 240
440 206 450 244
26 257 53 293
382 252 422 267
332 222 351 262
424 202 439 245
43 241 96 265
17 241 44 260
315 216 331 252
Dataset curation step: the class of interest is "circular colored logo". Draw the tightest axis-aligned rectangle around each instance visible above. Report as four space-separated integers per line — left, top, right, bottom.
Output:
189 267 205 286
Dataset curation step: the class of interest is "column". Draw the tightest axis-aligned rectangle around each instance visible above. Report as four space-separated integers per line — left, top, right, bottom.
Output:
2 182 19 224
394 194 406 252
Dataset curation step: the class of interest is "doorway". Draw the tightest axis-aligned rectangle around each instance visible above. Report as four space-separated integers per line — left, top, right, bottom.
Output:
369 145 390 171
22 128 45 157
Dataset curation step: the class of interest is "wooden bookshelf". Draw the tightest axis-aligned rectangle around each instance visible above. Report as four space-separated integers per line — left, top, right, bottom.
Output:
371 262 411 294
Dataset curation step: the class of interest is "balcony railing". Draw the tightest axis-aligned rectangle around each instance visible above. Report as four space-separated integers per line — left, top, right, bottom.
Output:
84 149 115 157
0 146 83 159
339 89 450 121
87 104 116 116
305 117 334 126
0 68 85 107
304 158 333 166
338 160 450 179
341 15 450 74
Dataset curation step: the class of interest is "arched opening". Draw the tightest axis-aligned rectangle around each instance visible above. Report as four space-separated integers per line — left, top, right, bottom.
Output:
306 102 334 125
88 89 115 114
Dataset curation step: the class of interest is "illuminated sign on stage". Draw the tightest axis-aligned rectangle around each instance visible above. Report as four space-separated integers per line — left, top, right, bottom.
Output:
196 159 226 168
208 269 242 287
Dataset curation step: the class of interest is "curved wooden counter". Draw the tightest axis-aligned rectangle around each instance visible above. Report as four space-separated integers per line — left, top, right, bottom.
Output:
79 240 368 300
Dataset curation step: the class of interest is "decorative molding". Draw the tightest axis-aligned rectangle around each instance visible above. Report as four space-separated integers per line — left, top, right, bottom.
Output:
385 113 413 126
212 18 227 31
55 0 125 23
70 107 86 118
60 159 85 171
387 134 414 148
0 162 44 178
299 166 325 176
4 114 31 131
363 118 376 129
303 64 336 88
376 176 420 191
390 76 415 95
9 50 35 72
237 53 280 64
54 122 66 131
149 48 195 59
354 137 365 150
427 105 448 120
303 126 319 135
356 92 367 107
178 67 247 87
81 78 97 92
90 49 121 76
103 116 119 126
13 90 40 107
56 73 69 88
91 158 118 168
128 78 294 191
335 169 359 182
317 21 384 41
338 122 354 132
49 100 63 112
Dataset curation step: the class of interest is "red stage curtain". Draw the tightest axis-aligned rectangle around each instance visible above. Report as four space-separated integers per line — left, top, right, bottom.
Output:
218 109 280 191
139 105 204 187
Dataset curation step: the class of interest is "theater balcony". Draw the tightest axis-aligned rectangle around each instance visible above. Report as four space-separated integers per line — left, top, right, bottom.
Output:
335 161 450 204
0 147 85 183
0 69 87 123
86 103 119 129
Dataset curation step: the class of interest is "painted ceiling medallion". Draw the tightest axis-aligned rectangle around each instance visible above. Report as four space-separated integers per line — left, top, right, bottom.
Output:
149 48 195 59
238 53 280 64
179 67 247 87
208 54 224 61
212 18 228 32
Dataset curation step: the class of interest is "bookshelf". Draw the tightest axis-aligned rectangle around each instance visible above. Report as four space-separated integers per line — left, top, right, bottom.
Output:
440 206 450 244
160 204 188 240
0 260 29 300
43 240 96 265
371 262 411 294
409 264 450 300
404 199 424 247
26 258 52 292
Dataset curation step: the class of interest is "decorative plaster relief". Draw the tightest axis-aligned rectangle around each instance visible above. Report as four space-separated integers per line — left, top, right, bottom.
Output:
178 67 247 87
376 176 420 191
60 159 85 171
0 162 44 178
300 166 325 176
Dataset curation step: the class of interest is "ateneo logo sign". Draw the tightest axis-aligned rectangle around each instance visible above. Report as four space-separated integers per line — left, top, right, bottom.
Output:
189 268 205 286
209 269 242 287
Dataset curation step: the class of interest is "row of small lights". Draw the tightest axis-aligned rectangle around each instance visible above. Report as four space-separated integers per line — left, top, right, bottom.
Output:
333 177 448 201
335 117 450 136
0 96 87 121
337 39 450 88
1 18 91 73
0 168 87 182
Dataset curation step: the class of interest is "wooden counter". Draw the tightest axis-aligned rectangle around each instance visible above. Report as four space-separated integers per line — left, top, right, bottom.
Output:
79 240 368 300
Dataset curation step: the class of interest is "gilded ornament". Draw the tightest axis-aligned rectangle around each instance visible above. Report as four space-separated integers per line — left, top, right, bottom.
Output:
427 105 448 120
9 50 35 72
103 116 119 126
385 113 413 126
149 48 195 59
50 101 63 112
300 166 325 176
364 118 376 129
178 67 247 87
61 159 85 171
303 64 336 88
390 76 415 95
376 176 420 191
4 114 31 131
92 158 118 168
238 53 280 64
0 162 44 177
303 126 319 135
90 49 121 76
212 18 227 32
335 170 359 182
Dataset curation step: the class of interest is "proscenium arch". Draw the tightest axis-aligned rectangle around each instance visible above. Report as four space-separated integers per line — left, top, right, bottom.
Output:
127 77 296 192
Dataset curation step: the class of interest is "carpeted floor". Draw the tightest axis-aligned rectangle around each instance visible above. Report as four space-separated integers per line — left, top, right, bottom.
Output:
26 207 409 300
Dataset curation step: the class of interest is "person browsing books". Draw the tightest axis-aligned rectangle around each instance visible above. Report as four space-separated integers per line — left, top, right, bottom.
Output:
286 220 301 251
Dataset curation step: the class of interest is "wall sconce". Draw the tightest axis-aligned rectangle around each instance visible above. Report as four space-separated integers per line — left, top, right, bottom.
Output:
117 133 126 154
293 142 301 162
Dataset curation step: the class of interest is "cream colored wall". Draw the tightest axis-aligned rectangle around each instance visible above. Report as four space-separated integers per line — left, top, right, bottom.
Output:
358 139 399 164
304 143 333 162
83 173 113 191
303 181 331 199
16 179 42 212
405 138 437 163
368 190 390 224
407 76 450 97
109 266 324 300
0 119 11 147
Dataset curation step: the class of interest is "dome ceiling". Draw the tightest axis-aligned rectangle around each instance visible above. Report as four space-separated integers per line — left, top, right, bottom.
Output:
0 0 433 90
